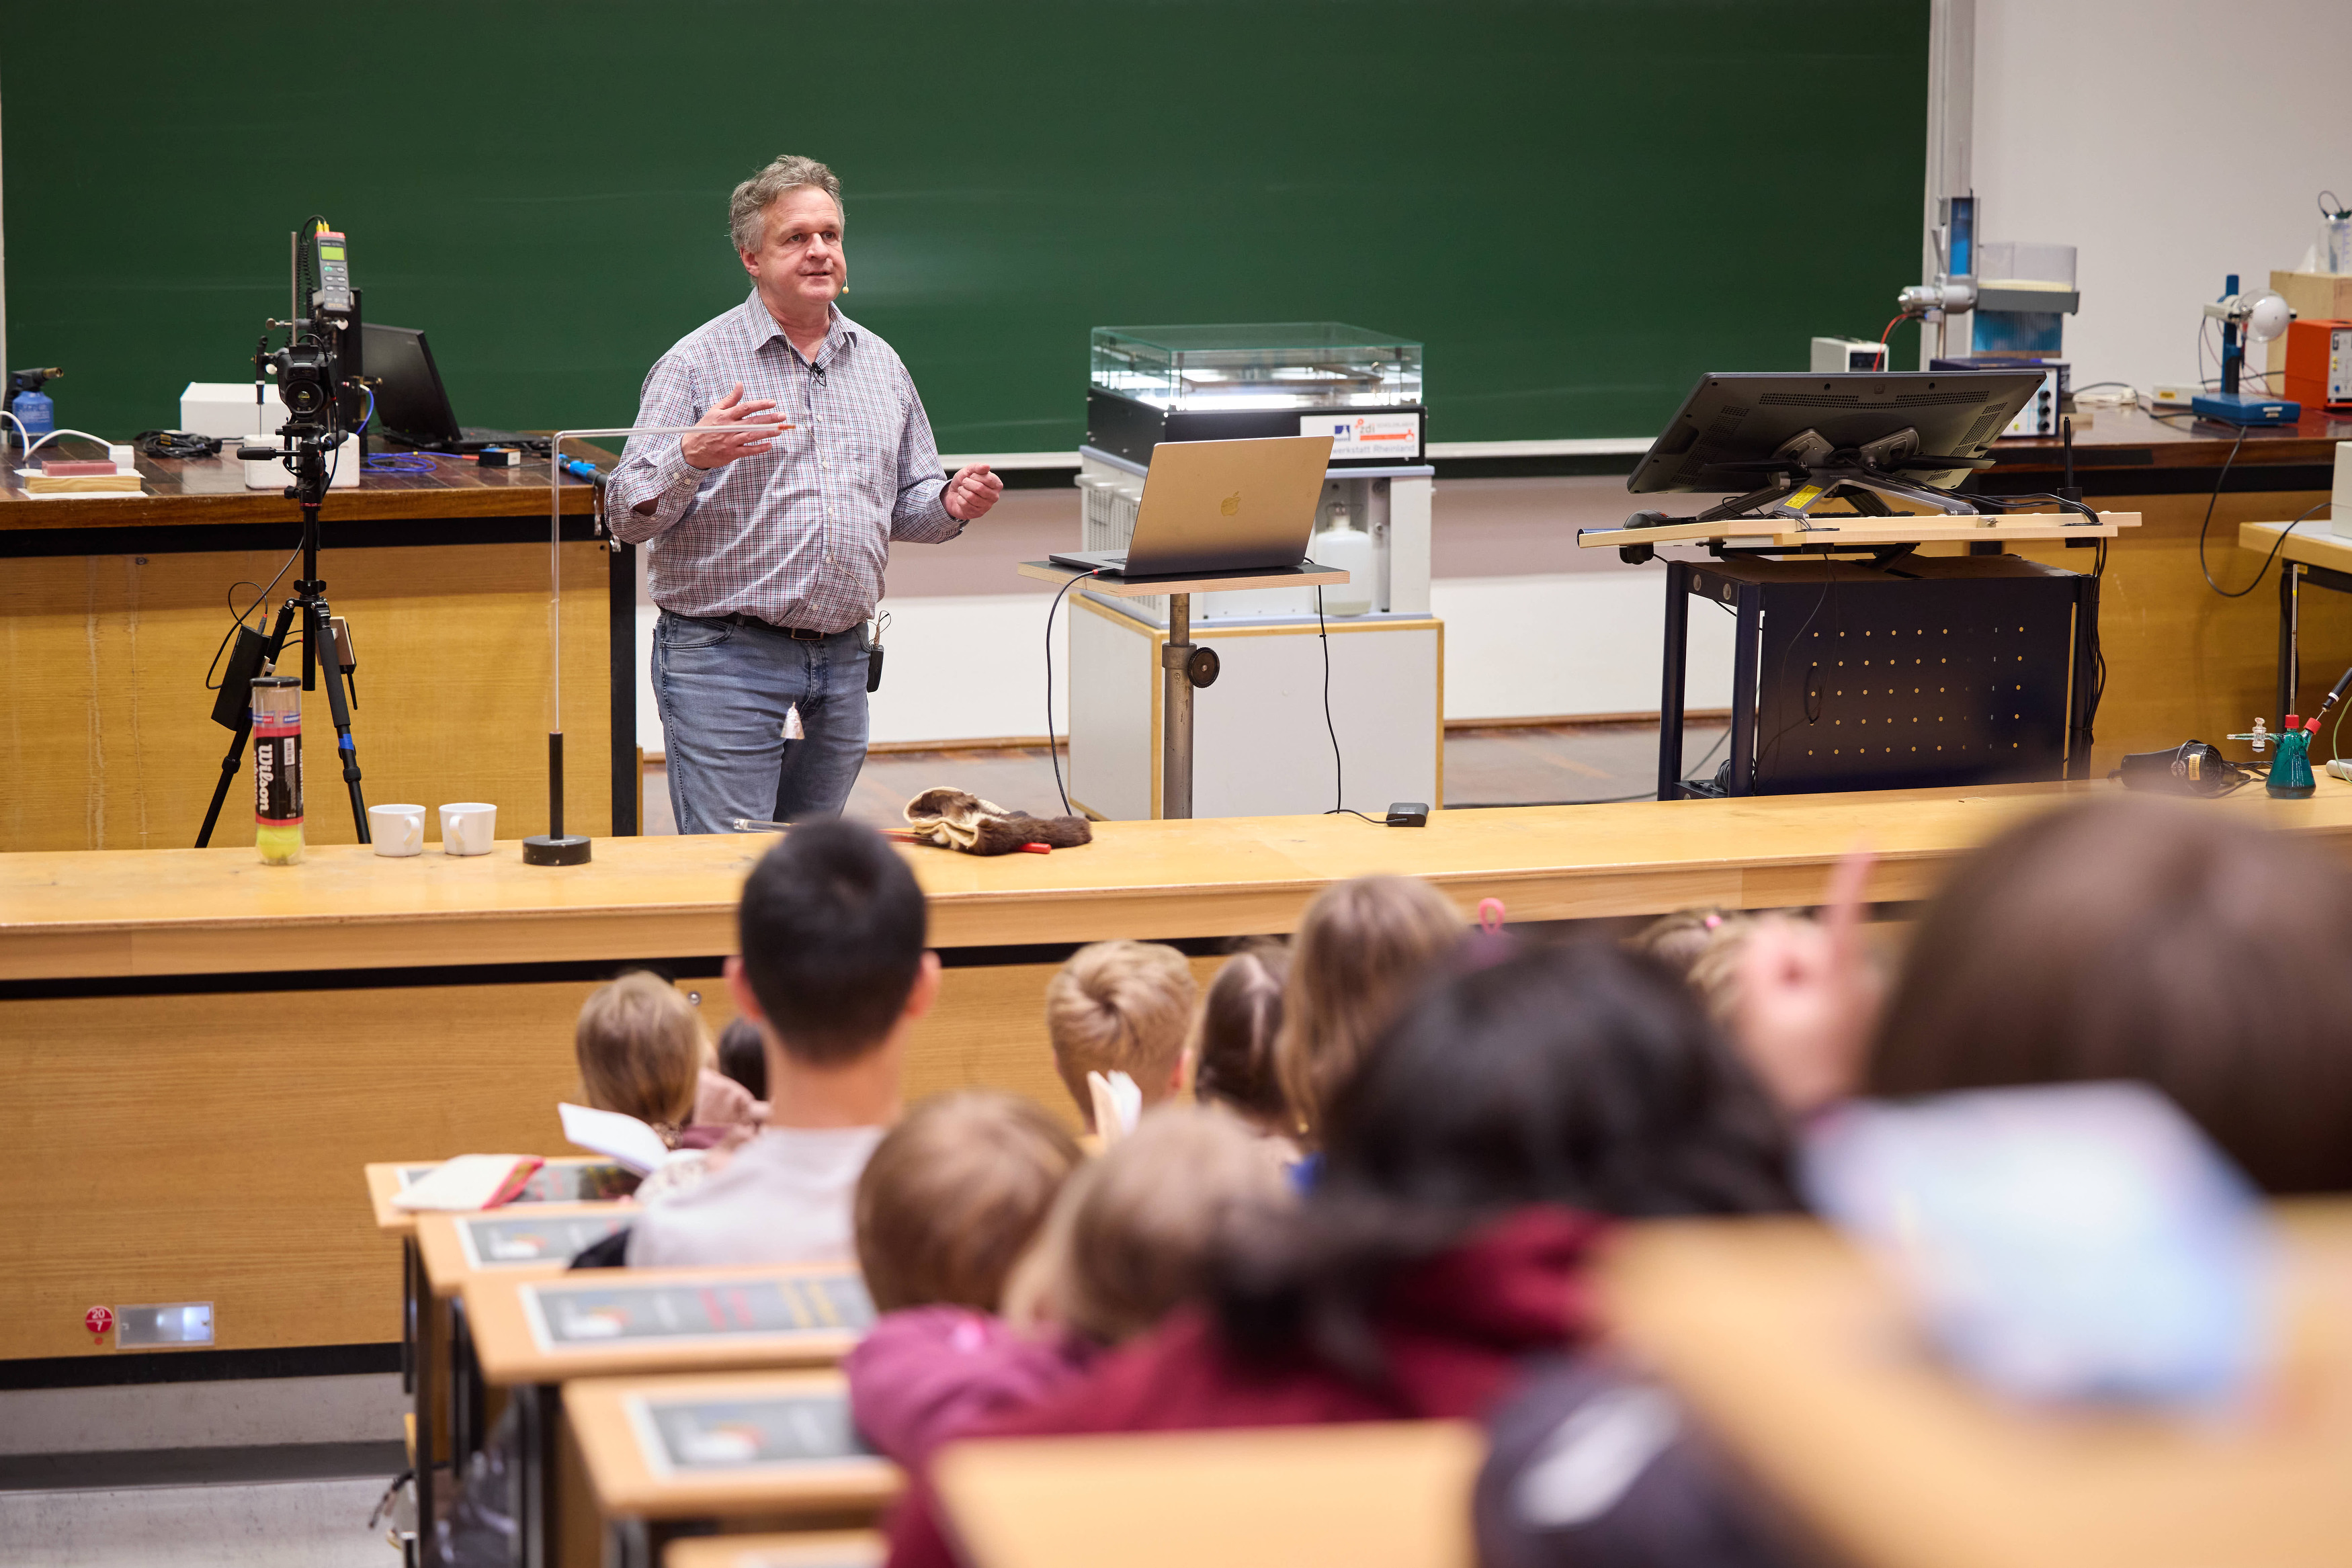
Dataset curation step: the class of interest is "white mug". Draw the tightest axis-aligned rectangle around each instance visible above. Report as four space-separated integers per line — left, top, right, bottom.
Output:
369 803 426 857
439 802 497 856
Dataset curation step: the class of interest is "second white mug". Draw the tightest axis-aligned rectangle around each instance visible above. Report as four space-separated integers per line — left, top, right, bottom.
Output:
439 802 497 856
369 803 427 857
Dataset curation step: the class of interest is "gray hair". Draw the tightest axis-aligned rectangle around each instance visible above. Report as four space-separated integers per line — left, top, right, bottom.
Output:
728 155 843 253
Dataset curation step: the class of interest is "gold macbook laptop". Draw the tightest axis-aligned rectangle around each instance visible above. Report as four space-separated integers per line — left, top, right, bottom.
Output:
1052 434 1334 578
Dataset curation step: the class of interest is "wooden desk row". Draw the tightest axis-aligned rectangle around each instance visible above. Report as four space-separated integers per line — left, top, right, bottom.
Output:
373 1154 2352 1568
17 783 2352 1364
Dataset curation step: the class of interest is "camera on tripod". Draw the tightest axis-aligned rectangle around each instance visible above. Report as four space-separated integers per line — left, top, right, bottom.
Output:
200 218 378 851
238 222 366 474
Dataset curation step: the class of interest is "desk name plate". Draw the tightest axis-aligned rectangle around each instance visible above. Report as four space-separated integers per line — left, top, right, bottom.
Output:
521 1274 874 1352
458 1213 632 1269
625 1391 878 1479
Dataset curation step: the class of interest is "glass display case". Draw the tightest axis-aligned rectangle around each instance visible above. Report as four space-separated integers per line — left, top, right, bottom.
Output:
1085 322 1426 467
1090 322 1423 411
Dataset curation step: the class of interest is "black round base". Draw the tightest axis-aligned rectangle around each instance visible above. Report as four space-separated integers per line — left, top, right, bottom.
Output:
522 834 593 866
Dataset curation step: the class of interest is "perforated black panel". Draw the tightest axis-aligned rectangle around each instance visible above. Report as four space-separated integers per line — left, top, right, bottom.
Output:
1738 565 2078 794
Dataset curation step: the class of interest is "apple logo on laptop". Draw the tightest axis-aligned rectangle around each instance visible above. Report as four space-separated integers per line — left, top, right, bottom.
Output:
1219 491 1241 517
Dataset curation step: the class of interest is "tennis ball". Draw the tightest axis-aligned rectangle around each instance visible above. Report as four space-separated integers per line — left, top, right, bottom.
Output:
257 822 306 865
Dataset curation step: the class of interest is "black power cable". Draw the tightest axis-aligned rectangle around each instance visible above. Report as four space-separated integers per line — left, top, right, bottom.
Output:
1314 586 1383 823
1042 568 1103 816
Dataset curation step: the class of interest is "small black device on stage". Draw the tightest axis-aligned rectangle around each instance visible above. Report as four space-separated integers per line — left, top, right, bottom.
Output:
2115 742 2257 797
196 218 376 849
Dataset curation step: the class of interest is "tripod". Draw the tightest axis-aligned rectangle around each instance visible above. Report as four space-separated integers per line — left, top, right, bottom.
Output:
196 432 372 846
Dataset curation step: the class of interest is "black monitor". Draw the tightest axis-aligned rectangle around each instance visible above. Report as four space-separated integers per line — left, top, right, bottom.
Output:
1627 370 2046 497
362 323 464 447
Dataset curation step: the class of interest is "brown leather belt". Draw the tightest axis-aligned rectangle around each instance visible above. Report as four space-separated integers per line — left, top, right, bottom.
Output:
713 612 832 641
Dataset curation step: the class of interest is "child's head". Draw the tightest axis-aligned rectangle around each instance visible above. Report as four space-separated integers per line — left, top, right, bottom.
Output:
730 820 937 1069
1318 941 1795 1219
1275 875 1462 1142
575 970 706 1137
1008 1104 1292 1344
1189 942 1292 1132
1630 907 1753 981
1044 941 1198 1130
1868 795 2352 1193
854 1090 1083 1313
715 1016 767 1101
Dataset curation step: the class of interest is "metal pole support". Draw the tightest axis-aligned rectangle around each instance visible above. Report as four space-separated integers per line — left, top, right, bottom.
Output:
1162 593 1194 820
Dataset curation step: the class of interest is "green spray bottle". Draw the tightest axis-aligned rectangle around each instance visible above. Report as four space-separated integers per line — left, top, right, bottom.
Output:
2267 714 2317 799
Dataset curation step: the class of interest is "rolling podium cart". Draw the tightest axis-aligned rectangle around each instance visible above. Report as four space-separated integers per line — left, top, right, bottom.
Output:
1020 559 1350 819
1583 371 2140 799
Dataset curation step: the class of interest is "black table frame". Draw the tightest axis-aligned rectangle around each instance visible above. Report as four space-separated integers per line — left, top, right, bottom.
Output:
1654 550 2102 801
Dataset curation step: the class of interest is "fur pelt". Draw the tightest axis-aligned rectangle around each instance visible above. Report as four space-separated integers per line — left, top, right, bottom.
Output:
903 786 1094 855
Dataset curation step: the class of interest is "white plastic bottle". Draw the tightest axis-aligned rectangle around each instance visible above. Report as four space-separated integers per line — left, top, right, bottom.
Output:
1310 501 1375 617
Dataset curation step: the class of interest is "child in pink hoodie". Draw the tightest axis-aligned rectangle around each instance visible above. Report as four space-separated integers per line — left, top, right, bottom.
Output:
847 1100 1294 1465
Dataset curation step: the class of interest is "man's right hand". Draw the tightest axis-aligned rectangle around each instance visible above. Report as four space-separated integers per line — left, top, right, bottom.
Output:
680 382 791 470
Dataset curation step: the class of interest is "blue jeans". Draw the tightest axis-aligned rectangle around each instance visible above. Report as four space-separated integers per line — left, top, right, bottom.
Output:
652 610 871 833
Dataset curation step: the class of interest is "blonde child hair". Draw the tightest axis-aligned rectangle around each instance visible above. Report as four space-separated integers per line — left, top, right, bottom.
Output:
1005 1104 1291 1344
854 1090 1084 1313
1043 941 1198 1130
1189 942 1292 1133
1274 876 1461 1143
574 971 707 1141
1630 906 1753 979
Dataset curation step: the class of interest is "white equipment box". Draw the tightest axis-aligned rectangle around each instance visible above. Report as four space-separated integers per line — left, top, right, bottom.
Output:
1066 450 1441 820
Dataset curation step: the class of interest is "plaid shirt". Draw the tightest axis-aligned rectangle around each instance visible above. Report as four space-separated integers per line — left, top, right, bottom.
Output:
609 294 962 631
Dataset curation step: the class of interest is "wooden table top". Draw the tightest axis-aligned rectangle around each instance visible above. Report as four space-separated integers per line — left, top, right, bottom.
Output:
1578 511 2136 551
933 1422 1484 1568
413 1203 636 1297
1597 1202 2352 1568
11 781 2352 982
463 1263 869 1387
564 1370 898 1521
2242 517 2352 572
0 441 604 532
1993 404 2352 474
363 1158 637 1238
1016 559 1351 596
663 1532 882 1568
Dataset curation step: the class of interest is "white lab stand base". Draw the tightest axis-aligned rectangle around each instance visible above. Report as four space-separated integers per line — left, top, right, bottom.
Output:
1066 594 1442 821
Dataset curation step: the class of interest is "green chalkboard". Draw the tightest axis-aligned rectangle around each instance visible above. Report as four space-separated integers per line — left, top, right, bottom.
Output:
3 1 1926 453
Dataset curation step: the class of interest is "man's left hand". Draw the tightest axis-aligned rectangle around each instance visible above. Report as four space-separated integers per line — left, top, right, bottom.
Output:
943 462 1005 521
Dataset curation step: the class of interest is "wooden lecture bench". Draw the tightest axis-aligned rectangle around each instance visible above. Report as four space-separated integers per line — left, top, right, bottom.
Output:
460 1270 875 1568
14 783 2352 1367
0 439 636 854
934 1422 1486 1568
663 1532 882 1568
569 1370 896 1568
368 1157 638 1528
1599 1200 2352 1568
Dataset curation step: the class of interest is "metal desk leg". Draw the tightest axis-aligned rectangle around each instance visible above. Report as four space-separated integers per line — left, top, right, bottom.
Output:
1162 592 1195 819
1657 561 1690 800
401 1238 418 1395
1726 582 1762 797
2068 570 2102 780
2280 560 2300 724
414 1292 437 1555
516 1383 558 1568
610 539 638 836
451 1299 477 1463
